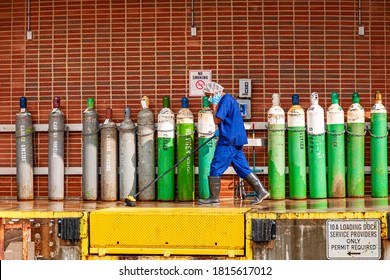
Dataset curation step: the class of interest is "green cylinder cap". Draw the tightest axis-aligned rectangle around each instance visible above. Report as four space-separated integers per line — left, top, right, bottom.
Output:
87 98 95 109
163 96 170 108
202 96 210 108
352 92 360 104
331 92 339 104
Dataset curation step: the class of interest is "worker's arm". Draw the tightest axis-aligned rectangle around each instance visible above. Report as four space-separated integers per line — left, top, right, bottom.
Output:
212 103 221 125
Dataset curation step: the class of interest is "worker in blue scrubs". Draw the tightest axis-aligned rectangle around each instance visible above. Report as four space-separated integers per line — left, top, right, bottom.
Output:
198 82 269 204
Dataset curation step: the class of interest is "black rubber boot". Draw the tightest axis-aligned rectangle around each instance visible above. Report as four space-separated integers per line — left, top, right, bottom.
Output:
244 173 269 205
198 176 221 204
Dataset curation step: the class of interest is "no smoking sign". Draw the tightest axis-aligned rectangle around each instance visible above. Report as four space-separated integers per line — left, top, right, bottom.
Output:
189 70 212 97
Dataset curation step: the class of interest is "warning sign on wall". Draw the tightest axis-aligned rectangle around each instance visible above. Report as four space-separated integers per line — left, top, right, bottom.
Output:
189 70 212 97
326 219 381 260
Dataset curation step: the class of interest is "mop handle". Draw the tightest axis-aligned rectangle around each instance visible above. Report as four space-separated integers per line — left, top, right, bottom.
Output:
133 134 217 198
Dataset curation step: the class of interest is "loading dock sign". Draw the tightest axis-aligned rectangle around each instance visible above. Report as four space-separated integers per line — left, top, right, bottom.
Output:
326 219 381 259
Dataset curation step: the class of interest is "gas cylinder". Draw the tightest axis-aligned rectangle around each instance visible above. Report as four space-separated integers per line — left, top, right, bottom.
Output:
307 92 327 198
267 93 285 200
198 96 216 200
48 96 65 200
119 107 137 200
15 97 34 200
100 108 118 201
176 97 195 201
82 97 99 201
346 92 365 197
370 91 388 197
157 96 175 201
137 96 156 201
326 92 346 198
287 94 307 199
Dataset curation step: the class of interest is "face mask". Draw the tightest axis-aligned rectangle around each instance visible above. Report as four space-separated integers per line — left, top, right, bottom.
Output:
209 91 223 105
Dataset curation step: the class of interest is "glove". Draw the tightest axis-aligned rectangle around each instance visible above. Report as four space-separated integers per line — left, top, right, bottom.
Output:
209 92 223 105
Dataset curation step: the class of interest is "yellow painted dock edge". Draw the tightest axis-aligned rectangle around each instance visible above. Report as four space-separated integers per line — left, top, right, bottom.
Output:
88 208 250 259
245 211 389 260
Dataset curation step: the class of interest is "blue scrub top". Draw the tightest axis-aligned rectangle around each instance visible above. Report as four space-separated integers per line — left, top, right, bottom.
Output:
215 93 248 146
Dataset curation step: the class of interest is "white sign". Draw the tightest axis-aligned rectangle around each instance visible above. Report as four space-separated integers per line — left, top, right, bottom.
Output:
189 70 212 97
326 219 381 259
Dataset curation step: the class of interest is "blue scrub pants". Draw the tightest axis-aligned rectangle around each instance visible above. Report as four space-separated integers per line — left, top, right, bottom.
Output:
209 144 252 178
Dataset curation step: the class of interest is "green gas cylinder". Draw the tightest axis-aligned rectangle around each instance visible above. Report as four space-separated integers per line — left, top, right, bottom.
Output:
287 94 307 199
346 92 365 197
326 92 346 198
370 91 388 197
267 93 286 199
176 97 195 201
307 92 327 198
157 96 175 201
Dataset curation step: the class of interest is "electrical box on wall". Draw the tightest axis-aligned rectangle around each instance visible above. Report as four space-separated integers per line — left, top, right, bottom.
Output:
237 99 251 120
239 79 252 98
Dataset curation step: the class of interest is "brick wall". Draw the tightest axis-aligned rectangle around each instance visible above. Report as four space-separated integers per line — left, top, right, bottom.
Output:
0 0 389 199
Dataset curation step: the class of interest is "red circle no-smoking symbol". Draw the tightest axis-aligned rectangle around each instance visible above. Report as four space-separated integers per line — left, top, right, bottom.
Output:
195 80 205 90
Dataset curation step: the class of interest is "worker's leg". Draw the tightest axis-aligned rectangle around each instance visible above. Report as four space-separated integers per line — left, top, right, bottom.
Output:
231 147 269 204
198 145 232 204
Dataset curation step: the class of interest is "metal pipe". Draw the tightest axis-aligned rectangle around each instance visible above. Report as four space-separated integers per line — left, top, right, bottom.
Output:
27 0 31 31
358 0 362 26
191 0 194 27
0 122 270 132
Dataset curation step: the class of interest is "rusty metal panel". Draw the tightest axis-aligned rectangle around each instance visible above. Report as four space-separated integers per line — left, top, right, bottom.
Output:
252 219 327 260
0 218 81 260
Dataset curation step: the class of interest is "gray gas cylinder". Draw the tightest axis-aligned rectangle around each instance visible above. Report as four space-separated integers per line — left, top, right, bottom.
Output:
119 107 137 200
137 96 156 201
15 97 34 200
100 108 118 201
82 97 99 200
48 96 65 200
